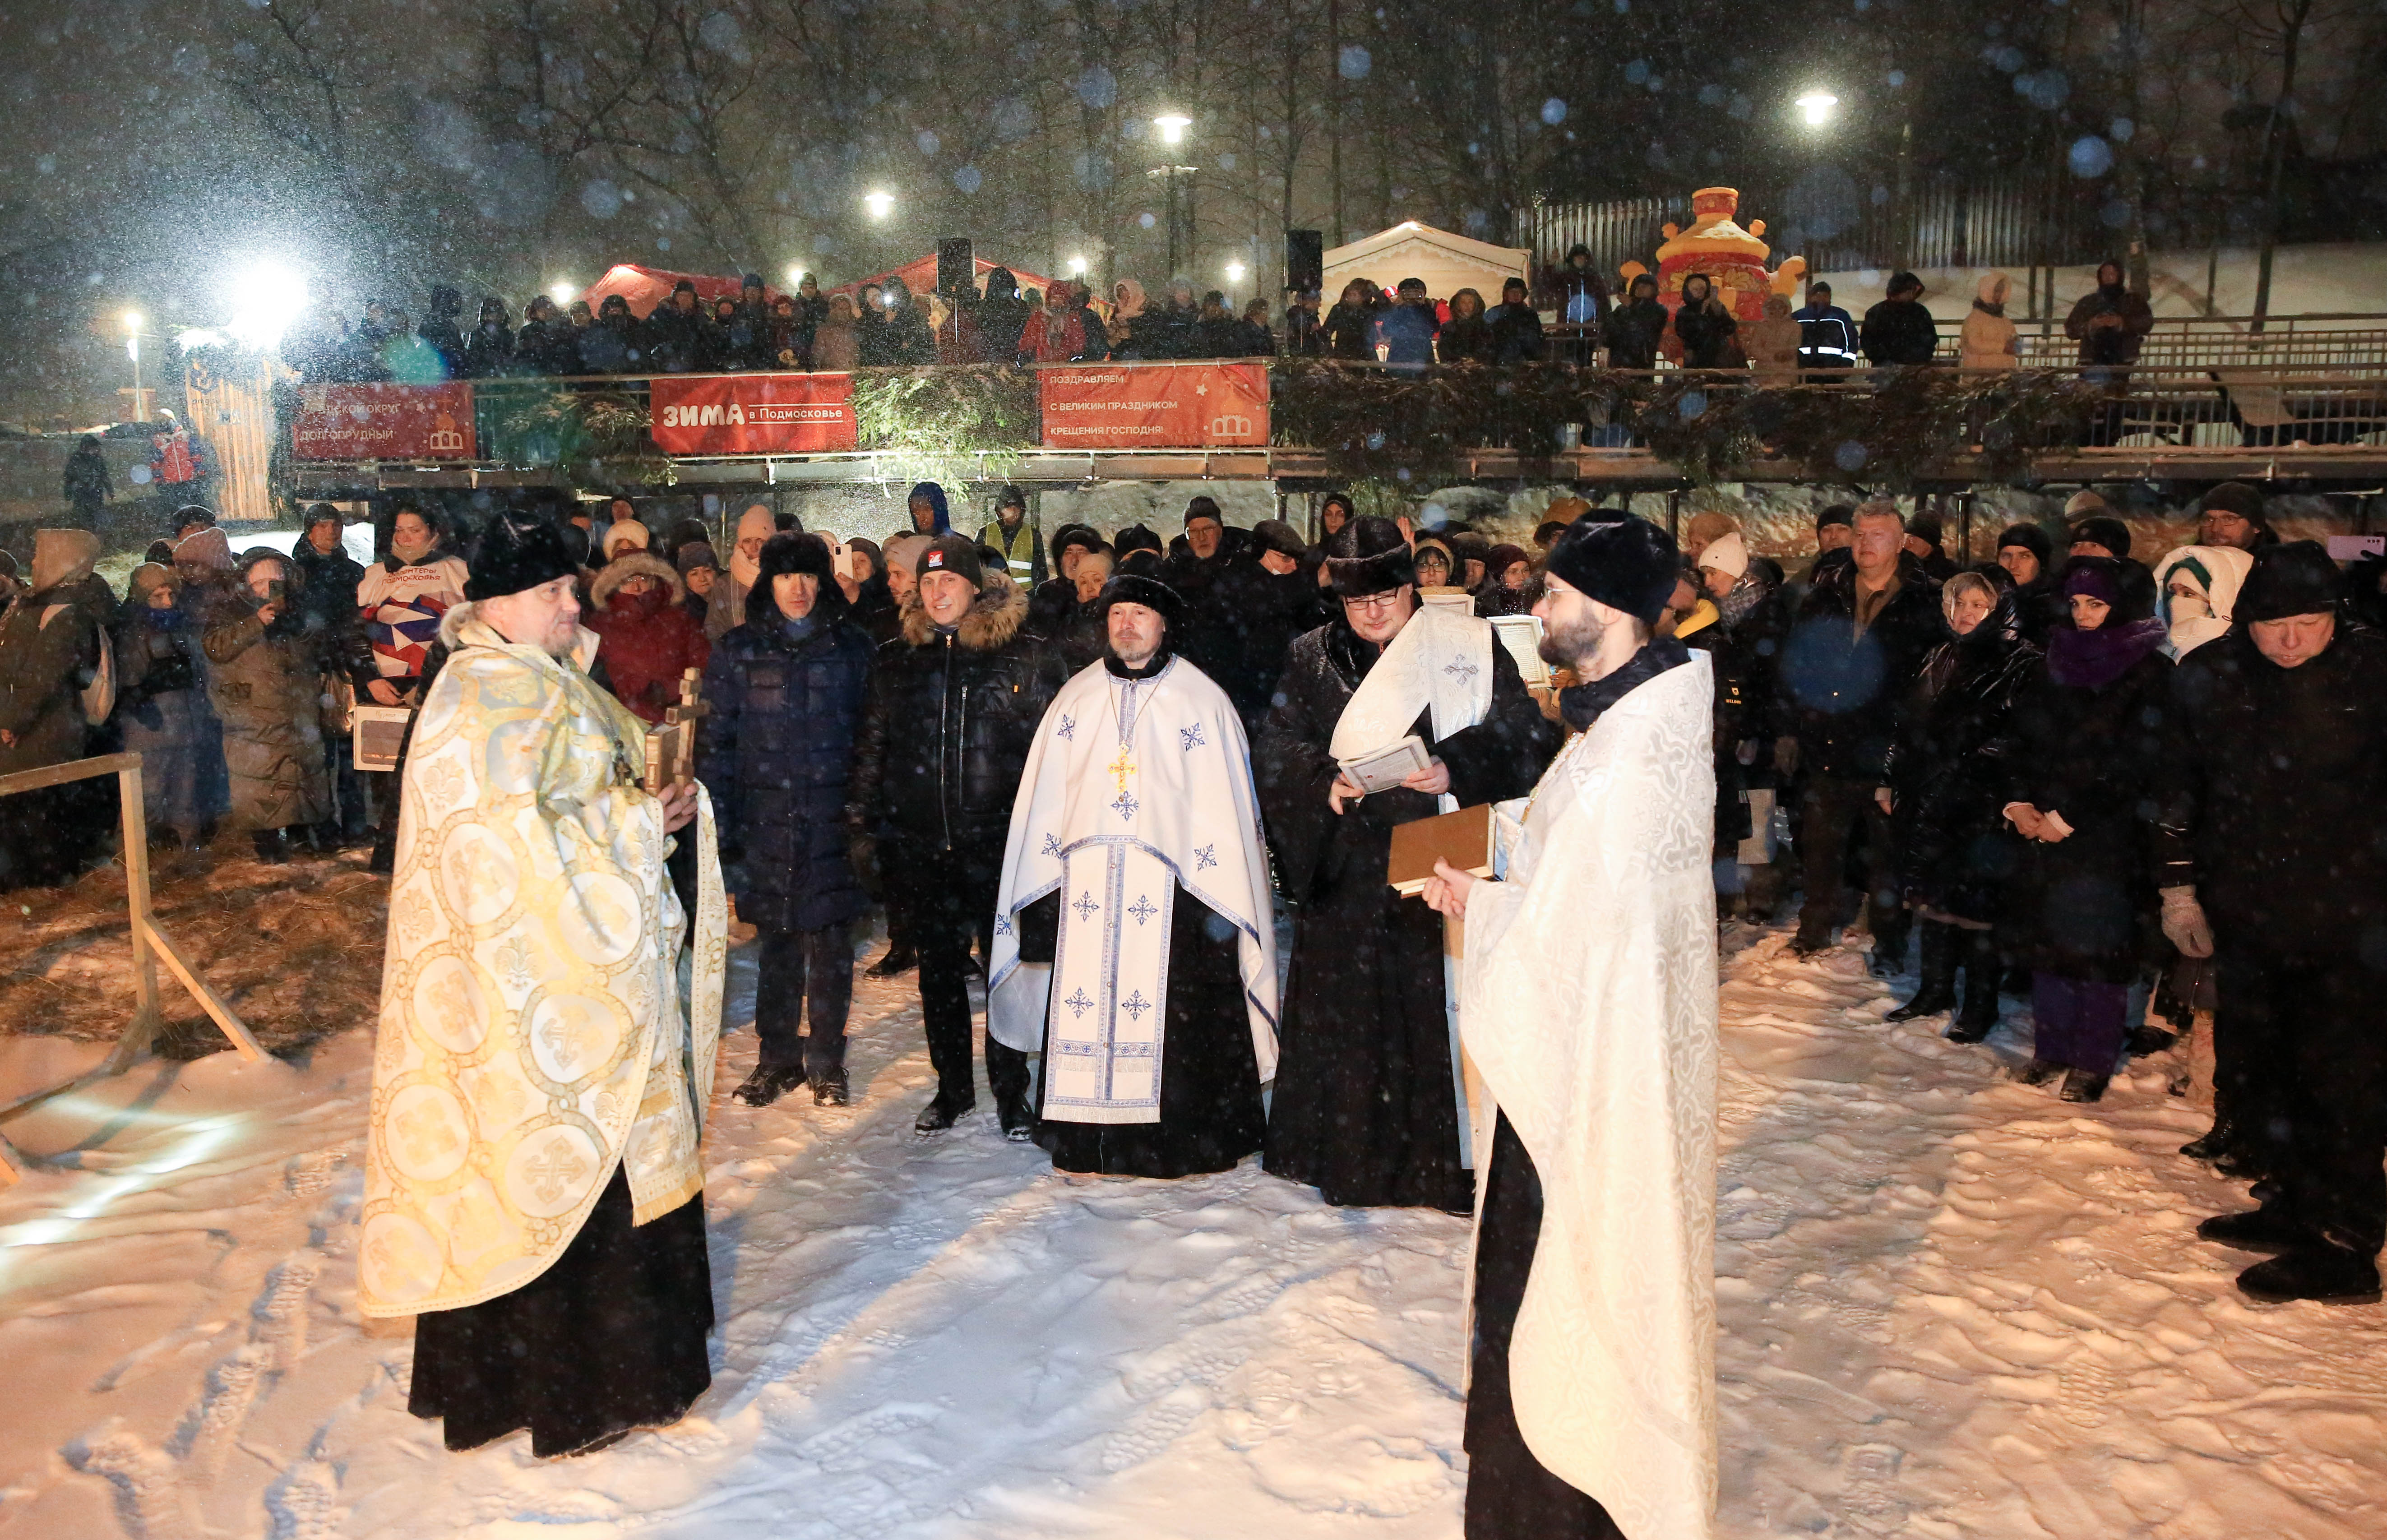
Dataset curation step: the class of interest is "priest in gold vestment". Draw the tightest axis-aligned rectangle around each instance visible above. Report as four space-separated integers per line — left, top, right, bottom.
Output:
357 510 727 1457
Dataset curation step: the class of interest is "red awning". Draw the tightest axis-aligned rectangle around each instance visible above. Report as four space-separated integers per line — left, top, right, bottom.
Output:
823 254 1061 302
582 264 783 320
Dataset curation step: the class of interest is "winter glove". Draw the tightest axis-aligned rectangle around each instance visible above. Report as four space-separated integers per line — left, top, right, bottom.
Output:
848 832 884 902
2159 885 2215 960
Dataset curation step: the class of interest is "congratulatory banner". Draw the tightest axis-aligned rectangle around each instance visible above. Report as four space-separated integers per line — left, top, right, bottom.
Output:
292 384 477 461
1037 361 1270 449
648 373 859 455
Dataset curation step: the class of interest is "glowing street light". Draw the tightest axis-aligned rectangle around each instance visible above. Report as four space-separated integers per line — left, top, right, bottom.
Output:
121 309 143 334
863 190 894 220
223 259 307 349
1067 256 1088 277
1153 113 1191 146
1225 260 1247 283
549 281 577 305
1795 90 1839 129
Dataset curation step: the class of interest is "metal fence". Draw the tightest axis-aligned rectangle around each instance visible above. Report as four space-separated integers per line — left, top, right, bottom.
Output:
1524 174 2128 293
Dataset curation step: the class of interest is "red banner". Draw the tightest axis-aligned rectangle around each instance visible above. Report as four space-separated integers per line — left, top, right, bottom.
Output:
1037 361 1270 449
648 374 857 455
291 383 476 461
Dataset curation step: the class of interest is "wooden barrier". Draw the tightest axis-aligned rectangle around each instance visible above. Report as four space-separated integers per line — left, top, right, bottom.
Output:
0 754 264 1185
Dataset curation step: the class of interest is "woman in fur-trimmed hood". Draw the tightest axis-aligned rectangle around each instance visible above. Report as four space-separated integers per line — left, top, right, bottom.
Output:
584 549 710 723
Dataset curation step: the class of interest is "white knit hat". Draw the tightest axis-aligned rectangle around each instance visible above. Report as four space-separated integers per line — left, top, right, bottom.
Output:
1697 530 1749 579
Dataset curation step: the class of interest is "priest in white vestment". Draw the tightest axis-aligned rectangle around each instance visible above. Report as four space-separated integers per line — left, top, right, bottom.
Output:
1423 514 1719 1540
990 572 1280 1177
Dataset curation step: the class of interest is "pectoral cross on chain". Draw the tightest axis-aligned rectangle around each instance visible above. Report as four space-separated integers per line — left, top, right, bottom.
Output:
1106 741 1138 798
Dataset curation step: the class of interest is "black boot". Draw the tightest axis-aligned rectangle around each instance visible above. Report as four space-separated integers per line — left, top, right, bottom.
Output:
1886 921 1957 1021
2058 1067 2110 1103
2180 1119 2242 1163
251 828 289 865
733 1064 809 1107
867 944 918 978
1946 930 2001 1043
810 1072 850 1107
2237 1245 2384 1305
914 1091 975 1133
2197 1204 2311 1255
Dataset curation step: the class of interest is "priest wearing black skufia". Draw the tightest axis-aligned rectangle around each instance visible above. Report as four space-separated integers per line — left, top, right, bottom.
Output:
1256 515 1561 1212
989 573 1281 1179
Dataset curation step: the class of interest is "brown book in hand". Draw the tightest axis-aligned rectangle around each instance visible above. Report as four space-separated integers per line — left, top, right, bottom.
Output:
1387 802 1495 896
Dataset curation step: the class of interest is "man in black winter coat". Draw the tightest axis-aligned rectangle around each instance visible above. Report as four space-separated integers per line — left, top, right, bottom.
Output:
846 536 1065 1135
1776 503 1944 967
2156 541 2387 1305
287 504 374 843
705 534 877 1109
1208 518 1328 733
1604 273 1666 370
1860 272 1940 367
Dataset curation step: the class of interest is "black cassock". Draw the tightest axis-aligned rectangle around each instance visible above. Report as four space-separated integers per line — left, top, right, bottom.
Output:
409 1166 713 1457
1255 618 1559 1212
1018 886 1268 1178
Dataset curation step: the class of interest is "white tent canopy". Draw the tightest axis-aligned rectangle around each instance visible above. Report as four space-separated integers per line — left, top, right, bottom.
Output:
1321 222 1532 303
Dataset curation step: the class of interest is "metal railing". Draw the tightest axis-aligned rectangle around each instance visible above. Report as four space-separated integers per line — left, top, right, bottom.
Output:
283 361 2387 482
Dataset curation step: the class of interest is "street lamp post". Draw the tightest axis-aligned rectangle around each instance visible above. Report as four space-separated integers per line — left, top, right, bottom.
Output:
119 310 154 424
1149 114 1196 280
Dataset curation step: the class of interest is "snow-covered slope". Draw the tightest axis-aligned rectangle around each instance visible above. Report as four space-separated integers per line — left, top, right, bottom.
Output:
2 924 2381 1537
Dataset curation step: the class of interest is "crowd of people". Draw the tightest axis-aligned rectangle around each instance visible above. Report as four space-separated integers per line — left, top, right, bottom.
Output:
6 468 2382 1523
268 254 2157 386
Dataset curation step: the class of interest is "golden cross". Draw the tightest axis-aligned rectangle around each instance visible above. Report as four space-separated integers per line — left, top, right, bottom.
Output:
1106 742 1138 796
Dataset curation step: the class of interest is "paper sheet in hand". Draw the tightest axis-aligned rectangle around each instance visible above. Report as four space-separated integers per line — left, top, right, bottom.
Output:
1387 802 1495 896
1337 735 1430 795
1419 588 1476 614
1488 614 1550 689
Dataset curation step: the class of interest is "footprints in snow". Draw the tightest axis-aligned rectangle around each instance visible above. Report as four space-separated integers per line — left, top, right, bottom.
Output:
67 1143 349 1538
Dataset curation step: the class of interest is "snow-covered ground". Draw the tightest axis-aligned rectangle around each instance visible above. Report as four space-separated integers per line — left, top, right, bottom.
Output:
3 923 2383 1539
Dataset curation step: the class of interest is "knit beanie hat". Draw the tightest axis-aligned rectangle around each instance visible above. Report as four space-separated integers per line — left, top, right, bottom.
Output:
1183 495 1224 530
674 541 720 576
2063 489 2109 519
1997 523 2053 564
916 533 986 589
2200 481 2274 535
465 511 580 601
2069 517 2134 560
1697 531 1749 578
2235 540 2343 624
1544 514 1680 625
1814 503 1855 533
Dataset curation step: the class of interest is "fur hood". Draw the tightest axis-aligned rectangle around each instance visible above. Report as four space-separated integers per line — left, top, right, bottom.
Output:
899 567 1028 651
590 550 685 607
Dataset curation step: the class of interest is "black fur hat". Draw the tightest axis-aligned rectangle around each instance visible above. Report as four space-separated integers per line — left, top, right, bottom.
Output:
1543 513 1680 625
754 532 848 622
1098 572 1184 630
465 511 579 601
1325 515 1417 598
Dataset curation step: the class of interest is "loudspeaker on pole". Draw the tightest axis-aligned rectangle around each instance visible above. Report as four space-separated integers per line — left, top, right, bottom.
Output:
936 238 976 296
1284 229 1323 296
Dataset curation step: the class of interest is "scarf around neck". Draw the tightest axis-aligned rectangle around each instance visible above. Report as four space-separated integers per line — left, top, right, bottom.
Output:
1559 637 1691 731
2047 615 2165 689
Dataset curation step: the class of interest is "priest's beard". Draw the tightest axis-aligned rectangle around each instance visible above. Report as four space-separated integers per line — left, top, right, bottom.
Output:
1538 605 1603 674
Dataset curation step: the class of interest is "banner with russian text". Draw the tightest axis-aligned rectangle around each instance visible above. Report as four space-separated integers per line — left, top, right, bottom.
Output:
291 383 476 461
1037 361 1270 449
648 373 857 454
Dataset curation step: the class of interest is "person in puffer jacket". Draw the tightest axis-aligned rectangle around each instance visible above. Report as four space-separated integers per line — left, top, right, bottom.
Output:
701 533 876 1109
845 535 1066 1136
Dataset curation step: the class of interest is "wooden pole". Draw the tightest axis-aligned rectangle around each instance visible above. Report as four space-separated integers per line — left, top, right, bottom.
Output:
109 763 163 1074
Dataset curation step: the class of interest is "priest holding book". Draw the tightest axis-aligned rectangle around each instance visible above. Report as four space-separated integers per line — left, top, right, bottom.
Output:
989 572 1281 1178
1256 515 1559 1212
1422 514 1720 1540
